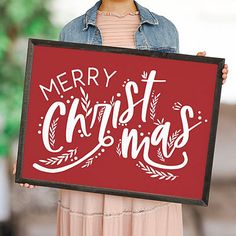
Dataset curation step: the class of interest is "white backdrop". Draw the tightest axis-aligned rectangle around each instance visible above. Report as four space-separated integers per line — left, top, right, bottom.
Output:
50 0 236 103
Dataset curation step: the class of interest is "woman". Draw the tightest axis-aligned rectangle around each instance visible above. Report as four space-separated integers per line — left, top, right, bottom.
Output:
14 0 228 235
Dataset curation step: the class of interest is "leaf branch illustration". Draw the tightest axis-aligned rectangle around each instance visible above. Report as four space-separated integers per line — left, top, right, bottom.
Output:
167 129 181 149
98 107 105 122
172 102 183 111
149 93 160 121
141 71 148 79
39 148 78 166
110 96 115 107
98 96 115 122
116 141 122 156
157 148 165 162
80 87 92 117
154 118 165 126
81 157 94 168
49 117 59 147
138 161 178 181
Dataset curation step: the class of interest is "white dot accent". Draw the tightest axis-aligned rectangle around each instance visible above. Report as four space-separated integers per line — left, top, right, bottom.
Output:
78 130 81 133
140 132 144 136
107 130 111 134
198 116 202 120
60 95 64 98
74 156 78 160
117 93 121 97
38 130 41 134
138 125 142 128
205 119 208 123
66 100 70 104
39 124 42 127
98 153 101 156
71 96 74 99
40 117 44 119
80 134 84 138
198 111 201 114
101 149 105 152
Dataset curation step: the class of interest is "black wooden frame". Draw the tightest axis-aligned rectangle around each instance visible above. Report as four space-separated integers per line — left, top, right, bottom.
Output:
15 38 225 206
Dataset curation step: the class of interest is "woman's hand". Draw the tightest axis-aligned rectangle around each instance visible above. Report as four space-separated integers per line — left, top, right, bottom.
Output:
12 162 36 189
197 51 228 85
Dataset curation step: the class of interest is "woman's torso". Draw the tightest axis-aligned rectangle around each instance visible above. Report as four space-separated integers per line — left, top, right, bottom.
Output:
57 3 183 236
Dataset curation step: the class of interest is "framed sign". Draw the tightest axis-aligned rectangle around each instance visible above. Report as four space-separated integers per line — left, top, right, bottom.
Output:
15 38 224 206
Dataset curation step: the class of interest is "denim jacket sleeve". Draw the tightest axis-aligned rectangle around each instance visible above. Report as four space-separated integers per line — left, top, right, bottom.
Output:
58 15 84 42
147 13 179 53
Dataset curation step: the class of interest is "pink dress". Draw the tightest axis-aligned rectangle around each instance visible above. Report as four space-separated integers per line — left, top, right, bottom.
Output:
57 10 183 236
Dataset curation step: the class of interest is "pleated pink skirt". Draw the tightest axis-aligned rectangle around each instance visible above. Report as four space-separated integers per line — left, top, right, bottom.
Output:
56 190 183 236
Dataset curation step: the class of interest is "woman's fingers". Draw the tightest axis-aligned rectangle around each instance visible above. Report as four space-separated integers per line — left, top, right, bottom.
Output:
222 68 228 74
19 183 36 188
13 163 36 188
222 74 227 79
197 51 206 56
222 64 228 75
12 162 16 175
196 52 228 85
222 64 228 84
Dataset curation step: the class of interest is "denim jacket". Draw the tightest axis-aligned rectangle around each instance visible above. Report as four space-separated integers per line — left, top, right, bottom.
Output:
59 0 179 53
